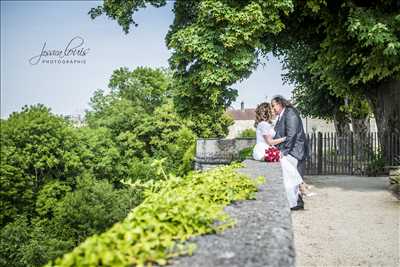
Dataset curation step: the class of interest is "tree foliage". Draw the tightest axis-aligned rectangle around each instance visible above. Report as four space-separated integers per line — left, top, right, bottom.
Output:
85 67 198 176
108 66 171 113
89 0 167 34
1 105 82 226
0 104 145 267
89 0 400 142
0 176 141 267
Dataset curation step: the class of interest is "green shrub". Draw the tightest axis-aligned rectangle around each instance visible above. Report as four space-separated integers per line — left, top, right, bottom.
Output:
239 146 255 161
238 128 256 138
0 174 143 267
180 143 196 175
141 102 196 176
50 174 143 244
46 164 263 267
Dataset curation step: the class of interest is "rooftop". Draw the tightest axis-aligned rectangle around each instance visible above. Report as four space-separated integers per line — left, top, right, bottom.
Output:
226 108 256 121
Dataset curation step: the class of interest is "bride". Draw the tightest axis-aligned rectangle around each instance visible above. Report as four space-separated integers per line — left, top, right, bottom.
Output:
252 102 285 160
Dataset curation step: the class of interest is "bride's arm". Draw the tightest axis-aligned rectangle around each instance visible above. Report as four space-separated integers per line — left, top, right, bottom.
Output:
263 134 286 146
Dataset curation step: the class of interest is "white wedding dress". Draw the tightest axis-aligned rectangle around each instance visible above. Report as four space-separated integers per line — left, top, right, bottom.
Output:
281 154 303 208
252 121 275 161
253 120 303 208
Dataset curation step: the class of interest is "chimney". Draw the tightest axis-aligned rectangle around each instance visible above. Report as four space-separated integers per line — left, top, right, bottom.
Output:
241 101 244 112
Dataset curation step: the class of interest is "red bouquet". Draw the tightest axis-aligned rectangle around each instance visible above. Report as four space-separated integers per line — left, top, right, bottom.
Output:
265 147 280 162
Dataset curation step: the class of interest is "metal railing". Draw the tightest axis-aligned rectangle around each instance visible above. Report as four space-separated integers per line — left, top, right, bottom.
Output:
305 132 400 175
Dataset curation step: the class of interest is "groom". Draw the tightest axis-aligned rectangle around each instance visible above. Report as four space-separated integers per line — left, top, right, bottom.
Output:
271 95 308 210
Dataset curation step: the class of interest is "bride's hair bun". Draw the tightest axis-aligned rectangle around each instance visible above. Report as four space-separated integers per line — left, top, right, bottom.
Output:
254 102 273 127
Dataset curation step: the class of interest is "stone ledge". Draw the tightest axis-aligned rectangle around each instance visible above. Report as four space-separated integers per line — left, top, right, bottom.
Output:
168 160 295 267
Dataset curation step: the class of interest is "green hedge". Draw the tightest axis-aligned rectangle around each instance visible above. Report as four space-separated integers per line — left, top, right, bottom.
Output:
47 164 263 267
238 128 256 138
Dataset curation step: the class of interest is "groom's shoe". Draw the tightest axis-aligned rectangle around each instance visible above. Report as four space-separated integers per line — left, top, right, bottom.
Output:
291 195 305 211
297 194 304 207
290 205 304 211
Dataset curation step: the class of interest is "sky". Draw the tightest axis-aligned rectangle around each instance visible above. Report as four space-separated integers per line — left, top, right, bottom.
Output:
1 0 293 119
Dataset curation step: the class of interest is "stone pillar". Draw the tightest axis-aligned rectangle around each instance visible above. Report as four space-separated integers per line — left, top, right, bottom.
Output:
194 138 256 170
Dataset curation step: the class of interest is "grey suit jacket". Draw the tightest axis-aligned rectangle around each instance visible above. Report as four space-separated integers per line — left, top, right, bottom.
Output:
274 107 309 161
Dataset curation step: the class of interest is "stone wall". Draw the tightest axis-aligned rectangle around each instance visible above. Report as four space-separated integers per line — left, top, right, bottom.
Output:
189 139 296 266
195 138 256 170
171 160 295 267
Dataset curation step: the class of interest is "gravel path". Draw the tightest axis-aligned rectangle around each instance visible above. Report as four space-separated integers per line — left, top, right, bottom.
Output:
292 175 400 267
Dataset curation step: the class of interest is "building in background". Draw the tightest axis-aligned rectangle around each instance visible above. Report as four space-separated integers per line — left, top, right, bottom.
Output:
225 102 256 138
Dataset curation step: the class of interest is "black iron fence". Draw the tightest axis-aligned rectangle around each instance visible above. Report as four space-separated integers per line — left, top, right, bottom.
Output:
305 132 400 176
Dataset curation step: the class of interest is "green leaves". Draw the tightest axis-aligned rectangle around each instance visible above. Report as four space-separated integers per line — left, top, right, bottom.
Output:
108 67 171 113
344 7 400 84
88 0 168 34
0 176 141 267
304 0 326 13
35 181 71 219
0 105 82 226
87 0 400 141
85 65 231 176
47 164 260 267
166 0 294 116
86 0 294 130
0 104 146 266
347 8 398 49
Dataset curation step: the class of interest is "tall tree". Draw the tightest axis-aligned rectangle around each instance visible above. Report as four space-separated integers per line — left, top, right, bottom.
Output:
280 41 373 155
88 0 400 157
271 0 399 158
108 67 172 113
